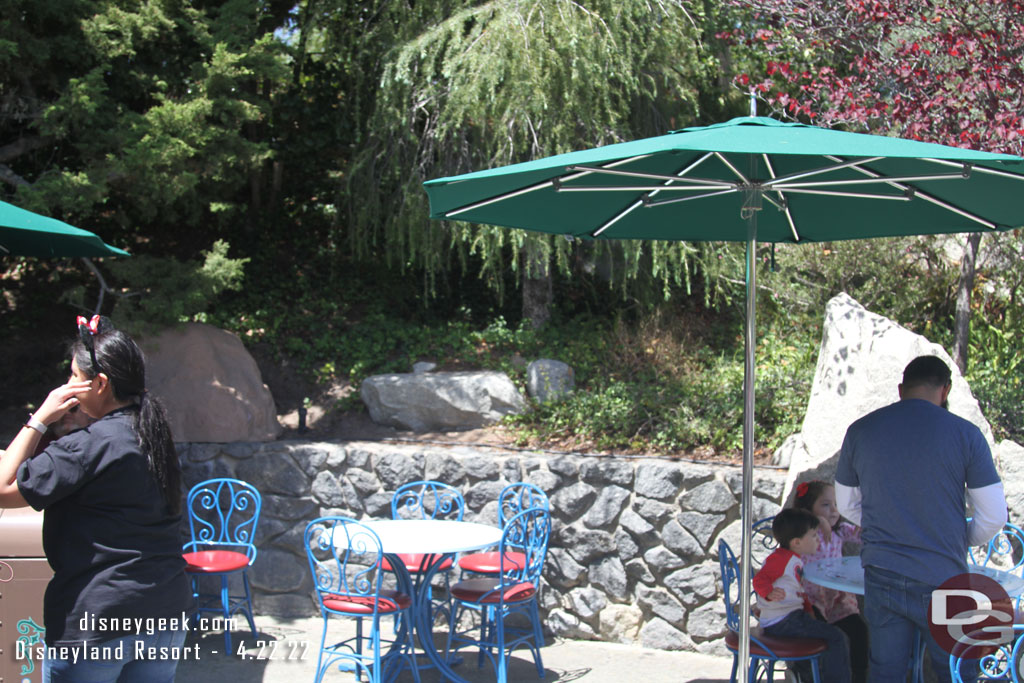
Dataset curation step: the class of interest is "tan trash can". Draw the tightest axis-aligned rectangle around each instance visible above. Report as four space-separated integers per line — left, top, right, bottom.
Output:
0 507 50 683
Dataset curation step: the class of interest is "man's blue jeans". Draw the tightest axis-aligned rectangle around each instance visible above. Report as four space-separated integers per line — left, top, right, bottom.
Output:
763 609 852 683
864 565 975 683
42 629 187 683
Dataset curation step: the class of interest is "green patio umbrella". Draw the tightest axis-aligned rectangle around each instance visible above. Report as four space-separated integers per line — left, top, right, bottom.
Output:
0 199 128 258
424 115 1024 678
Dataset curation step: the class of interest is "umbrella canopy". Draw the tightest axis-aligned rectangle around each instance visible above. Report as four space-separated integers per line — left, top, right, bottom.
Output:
424 115 1024 679
0 199 128 258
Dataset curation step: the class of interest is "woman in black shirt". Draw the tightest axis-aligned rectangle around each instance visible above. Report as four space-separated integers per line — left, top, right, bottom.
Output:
0 316 193 683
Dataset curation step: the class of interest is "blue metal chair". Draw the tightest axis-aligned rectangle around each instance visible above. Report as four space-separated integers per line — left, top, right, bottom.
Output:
950 624 1024 682
718 539 826 683
182 477 261 654
970 522 1024 575
304 517 420 683
445 507 550 683
458 482 549 576
386 481 465 577
751 515 779 569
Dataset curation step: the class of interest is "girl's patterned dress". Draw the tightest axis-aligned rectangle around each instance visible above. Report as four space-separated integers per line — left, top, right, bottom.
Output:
802 521 862 622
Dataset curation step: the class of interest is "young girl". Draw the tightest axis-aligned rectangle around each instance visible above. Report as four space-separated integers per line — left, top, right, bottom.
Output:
794 480 868 683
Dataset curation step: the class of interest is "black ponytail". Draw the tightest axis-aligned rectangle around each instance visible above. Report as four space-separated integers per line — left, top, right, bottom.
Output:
73 323 182 515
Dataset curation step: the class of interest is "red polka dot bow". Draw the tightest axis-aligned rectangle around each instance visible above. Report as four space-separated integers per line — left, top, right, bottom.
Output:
77 315 100 335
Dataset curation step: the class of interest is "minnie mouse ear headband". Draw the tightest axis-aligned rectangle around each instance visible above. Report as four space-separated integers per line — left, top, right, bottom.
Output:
76 315 113 374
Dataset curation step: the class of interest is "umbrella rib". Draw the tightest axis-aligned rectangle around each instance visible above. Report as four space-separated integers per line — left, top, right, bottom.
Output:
714 152 749 184
643 188 739 208
824 155 998 229
557 184 735 192
923 157 1024 181
777 188 912 201
566 165 733 187
774 173 965 189
591 152 716 237
442 154 652 218
761 157 885 187
762 154 801 242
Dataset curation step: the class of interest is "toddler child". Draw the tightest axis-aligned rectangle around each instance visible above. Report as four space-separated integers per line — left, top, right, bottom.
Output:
753 507 851 683
794 480 868 683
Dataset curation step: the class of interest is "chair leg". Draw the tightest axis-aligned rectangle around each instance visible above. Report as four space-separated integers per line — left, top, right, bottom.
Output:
219 575 233 654
810 657 822 683
241 570 257 638
496 610 508 683
529 600 545 677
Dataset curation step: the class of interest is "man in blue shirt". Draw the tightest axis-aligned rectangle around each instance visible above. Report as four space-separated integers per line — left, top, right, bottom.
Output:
836 355 1006 683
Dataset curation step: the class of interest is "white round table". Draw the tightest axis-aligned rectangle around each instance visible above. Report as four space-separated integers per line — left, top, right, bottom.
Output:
803 556 1024 597
343 519 503 682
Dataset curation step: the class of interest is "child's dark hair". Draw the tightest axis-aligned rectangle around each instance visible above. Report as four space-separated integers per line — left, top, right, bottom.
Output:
73 319 182 515
793 480 830 513
772 508 820 549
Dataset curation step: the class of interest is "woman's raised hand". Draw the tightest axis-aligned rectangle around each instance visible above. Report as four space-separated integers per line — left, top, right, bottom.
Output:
34 381 92 425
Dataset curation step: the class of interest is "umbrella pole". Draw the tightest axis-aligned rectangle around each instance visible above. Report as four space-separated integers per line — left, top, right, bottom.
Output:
738 192 759 680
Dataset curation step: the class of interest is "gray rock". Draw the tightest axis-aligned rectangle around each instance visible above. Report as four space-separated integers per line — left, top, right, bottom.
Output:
311 471 344 507
599 604 643 644
545 547 586 589
677 511 726 548
589 555 628 600
637 585 686 624
464 480 504 510
345 469 381 496
662 520 703 560
625 558 656 584
345 447 372 468
463 455 501 480
361 371 525 431
262 495 318 522
559 526 615 566
567 587 607 620
783 292 994 501
633 498 675 526
551 482 597 519
545 609 597 639
527 359 575 403
680 480 736 514
583 485 631 528
579 459 634 486
642 546 686 573
639 617 690 650
664 562 719 607
412 361 437 373
548 456 579 477
288 444 329 477
527 469 561 492
614 529 639 561
373 451 423 491
686 601 727 641
619 508 656 541
635 462 683 500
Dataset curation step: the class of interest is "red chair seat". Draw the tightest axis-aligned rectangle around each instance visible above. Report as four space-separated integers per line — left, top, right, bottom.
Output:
457 551 526 574
450 577 536 604
725 629 827 658
183 550 250 573
382 553 453 573
322 589 412 615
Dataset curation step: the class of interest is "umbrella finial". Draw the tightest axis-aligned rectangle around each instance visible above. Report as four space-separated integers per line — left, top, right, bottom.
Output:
749 92 757 117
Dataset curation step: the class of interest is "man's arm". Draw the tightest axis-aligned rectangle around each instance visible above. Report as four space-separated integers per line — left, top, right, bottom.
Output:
967 482 1007 546
836 482 862 527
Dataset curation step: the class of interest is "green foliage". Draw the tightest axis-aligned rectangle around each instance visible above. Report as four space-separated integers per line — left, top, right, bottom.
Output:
103 240 249 335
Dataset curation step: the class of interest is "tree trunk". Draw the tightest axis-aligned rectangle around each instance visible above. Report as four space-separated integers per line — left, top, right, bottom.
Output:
521 245 552 330
952 232 982 375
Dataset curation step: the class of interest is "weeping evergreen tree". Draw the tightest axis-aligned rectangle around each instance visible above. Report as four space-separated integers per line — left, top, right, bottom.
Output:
343 0 738 323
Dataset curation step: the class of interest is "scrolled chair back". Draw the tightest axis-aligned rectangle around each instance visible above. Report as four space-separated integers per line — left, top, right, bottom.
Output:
497 482 549 527
391 480 465 521
184 478 261 562
304 517 392 612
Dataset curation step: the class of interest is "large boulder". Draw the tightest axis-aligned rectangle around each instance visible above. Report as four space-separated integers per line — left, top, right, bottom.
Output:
780 293 992 501
140 323 282 443
527 359 575 403
361 371 525 432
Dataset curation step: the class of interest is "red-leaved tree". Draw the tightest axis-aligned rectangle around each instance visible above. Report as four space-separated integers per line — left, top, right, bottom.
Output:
721 0 1024 372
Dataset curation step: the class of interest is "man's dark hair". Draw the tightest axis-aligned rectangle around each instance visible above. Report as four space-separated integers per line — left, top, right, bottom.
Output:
772 508 820 550
902 355 952 390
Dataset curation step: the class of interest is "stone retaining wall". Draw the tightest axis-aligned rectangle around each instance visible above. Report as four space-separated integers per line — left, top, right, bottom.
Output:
178 439 786 657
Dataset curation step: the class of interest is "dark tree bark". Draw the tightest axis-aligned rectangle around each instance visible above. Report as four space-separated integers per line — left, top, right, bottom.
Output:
521 245 552 330
952 232 982 375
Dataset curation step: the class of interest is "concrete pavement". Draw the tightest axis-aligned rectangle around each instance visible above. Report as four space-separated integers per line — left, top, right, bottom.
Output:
173 614 736 682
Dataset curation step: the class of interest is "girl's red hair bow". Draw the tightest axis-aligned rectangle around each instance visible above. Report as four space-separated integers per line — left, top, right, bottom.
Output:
77 315 100 335
796 481 810 498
